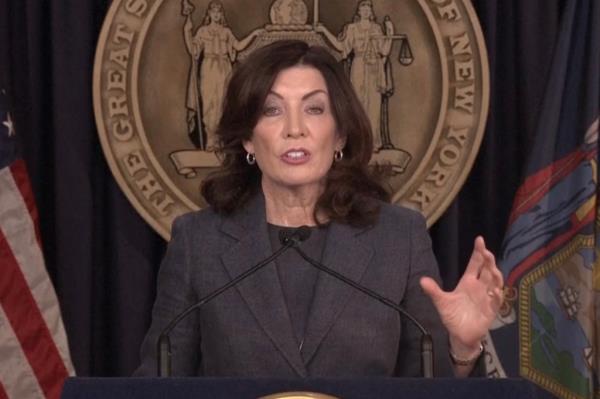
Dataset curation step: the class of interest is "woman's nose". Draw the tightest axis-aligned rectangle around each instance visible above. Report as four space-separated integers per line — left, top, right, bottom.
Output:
284 109 306 138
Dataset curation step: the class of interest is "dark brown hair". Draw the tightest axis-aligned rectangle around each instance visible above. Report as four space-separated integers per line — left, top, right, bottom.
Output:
201 40 389 226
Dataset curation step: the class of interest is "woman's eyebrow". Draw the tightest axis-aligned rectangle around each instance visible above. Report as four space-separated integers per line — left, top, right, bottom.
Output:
266 89 328 101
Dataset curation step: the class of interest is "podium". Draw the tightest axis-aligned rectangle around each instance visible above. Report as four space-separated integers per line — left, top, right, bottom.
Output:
61 377 557 398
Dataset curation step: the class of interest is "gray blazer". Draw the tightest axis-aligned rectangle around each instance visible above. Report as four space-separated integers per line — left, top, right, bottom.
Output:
136 194 452 377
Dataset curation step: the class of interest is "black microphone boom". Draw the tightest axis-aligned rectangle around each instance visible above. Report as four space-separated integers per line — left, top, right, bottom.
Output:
281 226 435 378
156 228 309 377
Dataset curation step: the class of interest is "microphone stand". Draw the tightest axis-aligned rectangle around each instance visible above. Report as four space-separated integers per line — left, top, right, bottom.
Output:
157 238 296 377
291 243 434 378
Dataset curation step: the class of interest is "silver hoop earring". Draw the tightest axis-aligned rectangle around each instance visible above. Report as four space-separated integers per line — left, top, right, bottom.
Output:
334 149 343 162
246 152 256 165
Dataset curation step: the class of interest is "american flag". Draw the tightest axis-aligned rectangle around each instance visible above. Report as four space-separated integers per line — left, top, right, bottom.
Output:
0 91 74 398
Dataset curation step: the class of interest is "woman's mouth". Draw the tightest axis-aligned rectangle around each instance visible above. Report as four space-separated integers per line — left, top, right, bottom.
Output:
281 149 311 164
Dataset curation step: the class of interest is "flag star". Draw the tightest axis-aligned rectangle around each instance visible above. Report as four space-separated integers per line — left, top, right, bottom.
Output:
3 112 15 137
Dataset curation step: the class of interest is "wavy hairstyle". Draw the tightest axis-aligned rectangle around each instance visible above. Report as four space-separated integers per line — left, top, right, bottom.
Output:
201 40 389 226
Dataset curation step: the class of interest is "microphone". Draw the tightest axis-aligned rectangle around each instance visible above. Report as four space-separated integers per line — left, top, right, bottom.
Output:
278 225 311 245
156 228 309 377
280 226 435 378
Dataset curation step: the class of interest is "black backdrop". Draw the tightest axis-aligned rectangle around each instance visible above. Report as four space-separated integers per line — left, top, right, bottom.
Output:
0 0 565 376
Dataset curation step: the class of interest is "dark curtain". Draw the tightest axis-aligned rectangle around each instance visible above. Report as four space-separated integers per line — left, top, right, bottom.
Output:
431 1 563 285
0 0 565 376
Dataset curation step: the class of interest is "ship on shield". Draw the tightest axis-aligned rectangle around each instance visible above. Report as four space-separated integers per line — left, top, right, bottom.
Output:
170 0 414 178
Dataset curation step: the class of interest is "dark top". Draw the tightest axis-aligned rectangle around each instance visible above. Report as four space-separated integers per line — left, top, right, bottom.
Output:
267 224 327 351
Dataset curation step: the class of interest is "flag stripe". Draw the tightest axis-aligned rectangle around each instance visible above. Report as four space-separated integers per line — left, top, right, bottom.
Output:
508 150 587 224
0 305 45 399
0 227 68 398
0 162 74 377
9 160 42 246
0 382 11 399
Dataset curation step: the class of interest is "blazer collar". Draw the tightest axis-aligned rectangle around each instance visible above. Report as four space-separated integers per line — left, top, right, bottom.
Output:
218 193 374 375
300 220 373 365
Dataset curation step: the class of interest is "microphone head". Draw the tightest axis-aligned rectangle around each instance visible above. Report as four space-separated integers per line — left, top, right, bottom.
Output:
295 226 311 242
278 229 289 245
278 226 312 245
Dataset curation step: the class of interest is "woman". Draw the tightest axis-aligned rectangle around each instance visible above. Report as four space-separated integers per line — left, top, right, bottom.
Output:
183 1 263 150
316 0 393 151
136 40 503 377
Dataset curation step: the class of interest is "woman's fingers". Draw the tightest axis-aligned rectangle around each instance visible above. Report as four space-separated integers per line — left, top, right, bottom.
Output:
464 236 487 277
419 276 445 306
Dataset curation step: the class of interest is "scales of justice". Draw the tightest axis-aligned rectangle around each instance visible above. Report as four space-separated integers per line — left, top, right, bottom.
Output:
170 0 414 178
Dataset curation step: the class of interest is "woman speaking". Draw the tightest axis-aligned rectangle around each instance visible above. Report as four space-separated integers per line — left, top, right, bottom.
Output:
136 40 503 378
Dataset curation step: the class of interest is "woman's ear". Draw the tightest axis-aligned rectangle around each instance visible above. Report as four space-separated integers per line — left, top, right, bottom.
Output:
242 139 254 154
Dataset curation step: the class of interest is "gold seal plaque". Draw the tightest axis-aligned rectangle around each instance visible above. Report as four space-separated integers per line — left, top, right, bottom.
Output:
93 0 489 240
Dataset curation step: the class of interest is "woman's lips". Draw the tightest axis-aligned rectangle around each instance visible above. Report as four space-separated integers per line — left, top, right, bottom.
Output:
281 148 311 164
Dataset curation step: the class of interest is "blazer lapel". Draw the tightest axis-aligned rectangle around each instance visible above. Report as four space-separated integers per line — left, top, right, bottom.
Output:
219 194 307 377
300 222 374 365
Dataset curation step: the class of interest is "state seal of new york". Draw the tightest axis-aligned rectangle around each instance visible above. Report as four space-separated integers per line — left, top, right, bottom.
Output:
93 0 489 239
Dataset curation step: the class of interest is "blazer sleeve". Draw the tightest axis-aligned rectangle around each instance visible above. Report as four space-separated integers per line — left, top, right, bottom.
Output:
395 211 453 377
134 215 201 376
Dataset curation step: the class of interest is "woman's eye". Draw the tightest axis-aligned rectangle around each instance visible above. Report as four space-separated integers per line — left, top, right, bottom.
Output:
262 106 281 116
306 105 324 114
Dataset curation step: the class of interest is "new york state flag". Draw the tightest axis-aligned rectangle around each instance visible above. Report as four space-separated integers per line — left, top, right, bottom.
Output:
485 1 600 399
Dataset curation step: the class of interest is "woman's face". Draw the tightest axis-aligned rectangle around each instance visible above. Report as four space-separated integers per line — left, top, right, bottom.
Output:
358 3 373 19
208 6 223 22
243 66 345 196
